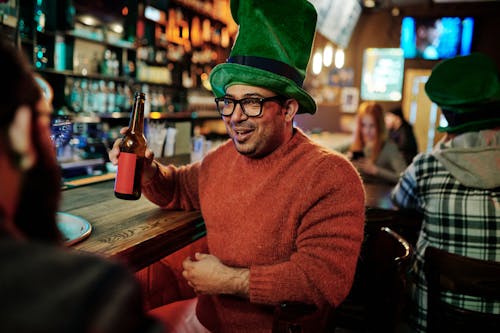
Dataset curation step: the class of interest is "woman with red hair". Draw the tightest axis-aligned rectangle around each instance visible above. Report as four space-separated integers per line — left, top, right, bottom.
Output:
348 102 407 184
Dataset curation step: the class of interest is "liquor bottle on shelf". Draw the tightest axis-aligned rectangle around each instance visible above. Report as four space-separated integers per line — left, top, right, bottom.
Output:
90 80 100 113
69 79 82 113
110 52 119 76
123 84 132 110
114 92 147 200
97 80 108 114
115 83 126 113
141 84 150 117
34 44 48 69
100 49 112 75
80 79 90 112
34 0 46 32
107 81 116 113
54 35 67 71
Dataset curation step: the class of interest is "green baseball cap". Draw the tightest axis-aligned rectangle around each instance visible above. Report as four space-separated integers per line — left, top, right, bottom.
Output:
425 53 500 133
209 0 317 114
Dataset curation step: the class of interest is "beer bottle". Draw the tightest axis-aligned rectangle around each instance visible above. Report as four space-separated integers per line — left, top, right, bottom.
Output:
114 92 147 200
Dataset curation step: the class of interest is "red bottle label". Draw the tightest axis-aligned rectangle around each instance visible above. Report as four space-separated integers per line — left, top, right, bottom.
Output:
115 152 137 194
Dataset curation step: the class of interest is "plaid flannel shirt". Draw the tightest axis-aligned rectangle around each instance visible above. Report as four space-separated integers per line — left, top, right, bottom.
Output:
391 153 500 333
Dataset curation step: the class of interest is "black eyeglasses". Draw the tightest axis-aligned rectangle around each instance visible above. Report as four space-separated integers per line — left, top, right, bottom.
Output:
215 96 285 117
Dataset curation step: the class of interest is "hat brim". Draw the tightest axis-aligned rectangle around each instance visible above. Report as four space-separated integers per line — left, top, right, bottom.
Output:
209 63 317 114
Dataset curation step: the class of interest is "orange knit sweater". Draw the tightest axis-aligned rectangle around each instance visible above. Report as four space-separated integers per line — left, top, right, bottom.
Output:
143 128 365 333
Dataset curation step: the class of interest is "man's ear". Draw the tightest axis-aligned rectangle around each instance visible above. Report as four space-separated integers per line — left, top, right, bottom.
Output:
284 99 299 122
8 106 36 170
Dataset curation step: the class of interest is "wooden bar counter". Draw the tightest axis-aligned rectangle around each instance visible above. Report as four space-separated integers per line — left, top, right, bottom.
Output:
60 179 206 272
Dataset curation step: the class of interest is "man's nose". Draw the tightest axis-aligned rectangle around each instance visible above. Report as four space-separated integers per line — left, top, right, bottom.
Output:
231 102 248 122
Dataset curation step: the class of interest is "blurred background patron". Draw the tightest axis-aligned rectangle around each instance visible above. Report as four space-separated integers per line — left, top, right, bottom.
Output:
348 102 408 185
385 106 419 164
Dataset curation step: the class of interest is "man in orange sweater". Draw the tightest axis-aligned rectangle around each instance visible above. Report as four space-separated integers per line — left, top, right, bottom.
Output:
110 0 365 332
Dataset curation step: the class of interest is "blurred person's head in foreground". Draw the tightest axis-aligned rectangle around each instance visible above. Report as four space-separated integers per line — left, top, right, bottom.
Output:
0 37 61 242
425 52 500 135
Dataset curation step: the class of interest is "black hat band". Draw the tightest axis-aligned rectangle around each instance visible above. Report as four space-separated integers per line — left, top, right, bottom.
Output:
227 55 304 87
441 105 498 128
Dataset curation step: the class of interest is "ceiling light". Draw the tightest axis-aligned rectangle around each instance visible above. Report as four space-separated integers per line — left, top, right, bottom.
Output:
335 49 345 69
323 44 334 67
109 23 124 34
364 0 376 8
312 51 323 75
78 15 99 27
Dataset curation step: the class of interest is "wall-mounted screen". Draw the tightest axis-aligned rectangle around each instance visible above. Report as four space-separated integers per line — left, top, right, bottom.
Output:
400 16 474 60
361 48 405 101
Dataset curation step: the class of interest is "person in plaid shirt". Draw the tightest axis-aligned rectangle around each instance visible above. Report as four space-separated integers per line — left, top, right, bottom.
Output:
391 53 500 333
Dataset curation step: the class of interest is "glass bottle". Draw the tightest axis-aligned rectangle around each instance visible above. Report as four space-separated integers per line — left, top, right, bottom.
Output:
69 79 82 113
114 92 147 200
80 79 90 112
107 81 116 113
90 80 100 113
97 80 108 114
34 0 46 32
116 83 125 112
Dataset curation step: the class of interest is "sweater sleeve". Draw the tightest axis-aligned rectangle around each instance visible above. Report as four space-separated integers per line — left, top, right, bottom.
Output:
142 160 201 211
248 157 365 308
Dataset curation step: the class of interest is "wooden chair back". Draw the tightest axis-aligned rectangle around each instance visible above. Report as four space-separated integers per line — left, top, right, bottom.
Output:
272 227 414 333
424 246 500 333
334 226 413 332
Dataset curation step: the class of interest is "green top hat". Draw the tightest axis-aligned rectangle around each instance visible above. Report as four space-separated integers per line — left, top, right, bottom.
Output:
425 53 500 133
209 0 318 114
